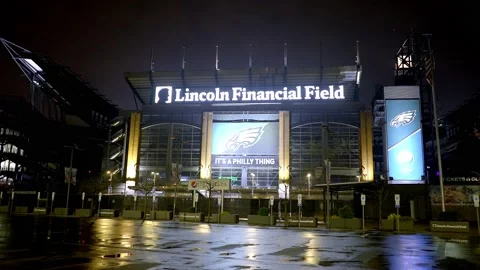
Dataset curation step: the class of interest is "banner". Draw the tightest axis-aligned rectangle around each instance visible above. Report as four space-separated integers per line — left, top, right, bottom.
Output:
64 168 77 184
385 99 424 183
430 185 480 205
212 122 279 156
212 156 278 167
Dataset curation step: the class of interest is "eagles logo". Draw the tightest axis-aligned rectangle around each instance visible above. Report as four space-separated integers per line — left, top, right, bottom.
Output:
225 125 265 152
390 110 416 128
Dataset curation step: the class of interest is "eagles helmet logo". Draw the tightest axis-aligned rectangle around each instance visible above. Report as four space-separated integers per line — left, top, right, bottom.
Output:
225 125 266 152
390 110 416 128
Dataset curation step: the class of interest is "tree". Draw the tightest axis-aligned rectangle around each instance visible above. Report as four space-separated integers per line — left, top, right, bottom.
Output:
78 174 109 212
135 182 155 218
367 179 389 229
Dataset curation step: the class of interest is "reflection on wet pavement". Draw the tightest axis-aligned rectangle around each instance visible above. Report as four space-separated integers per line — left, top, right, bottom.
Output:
0 215 479 269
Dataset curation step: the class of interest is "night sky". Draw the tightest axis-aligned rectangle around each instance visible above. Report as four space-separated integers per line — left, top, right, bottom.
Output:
0 1 476 113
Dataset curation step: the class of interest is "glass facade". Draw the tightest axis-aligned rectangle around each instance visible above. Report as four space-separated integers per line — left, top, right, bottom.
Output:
138 123 202 183
137 111 361 188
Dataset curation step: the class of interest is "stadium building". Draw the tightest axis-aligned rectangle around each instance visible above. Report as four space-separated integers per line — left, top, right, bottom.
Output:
115 44 374 205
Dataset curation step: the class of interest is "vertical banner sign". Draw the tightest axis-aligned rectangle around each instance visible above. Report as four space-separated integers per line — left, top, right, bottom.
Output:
395 194 400 208
385 99 424 183
361 194 366 206
64 168 78 184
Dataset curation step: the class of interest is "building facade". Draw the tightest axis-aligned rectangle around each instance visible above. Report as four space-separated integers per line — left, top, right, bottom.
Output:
120 63 374 198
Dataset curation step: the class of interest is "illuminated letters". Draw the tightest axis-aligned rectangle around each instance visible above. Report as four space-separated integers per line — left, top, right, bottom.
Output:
155 85 345 104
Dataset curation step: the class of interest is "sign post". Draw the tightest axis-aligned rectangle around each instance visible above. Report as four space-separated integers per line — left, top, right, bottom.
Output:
133 192 137 211
221 190 225 213
269 196 274 217
473 194 480 234
50 192 55 214
361 194 366 235
10 191 15 215
217 196 221 223
194 192 199 222
395 194 400 231
298 194 302 227
81 192 85 209
98 192 102 217
152 193 156 212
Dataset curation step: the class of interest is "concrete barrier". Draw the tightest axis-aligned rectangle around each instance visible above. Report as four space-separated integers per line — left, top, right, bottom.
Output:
153 211 173 220
33 207 47 215
247 215 276 226
75 209 91 217
14 206 29 214
54 208 68 216
123 210 144 219
211 214 240 224
0 206 9 213
99 209 118 217
179 212 204 222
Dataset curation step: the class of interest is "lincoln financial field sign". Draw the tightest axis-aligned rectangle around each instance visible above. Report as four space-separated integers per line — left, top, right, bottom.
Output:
155 85 345 104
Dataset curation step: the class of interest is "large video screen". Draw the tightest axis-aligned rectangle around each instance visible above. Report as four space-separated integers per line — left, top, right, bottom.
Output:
211 122 279 167
386 99 424 183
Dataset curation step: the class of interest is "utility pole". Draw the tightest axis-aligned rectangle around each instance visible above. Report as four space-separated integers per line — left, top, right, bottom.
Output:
325 159 331 229
64 144 82 216
426 35 445 212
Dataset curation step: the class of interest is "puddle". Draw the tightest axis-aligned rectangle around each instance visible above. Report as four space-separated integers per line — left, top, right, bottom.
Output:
102 253 132 258
211 243 257 251
318 261 335 266
437 257 479 269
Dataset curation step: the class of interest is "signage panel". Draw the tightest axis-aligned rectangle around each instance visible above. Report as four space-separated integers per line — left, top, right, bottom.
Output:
474 194 479 208
395 194 400 207
155 85 346 104
188 179 231 191
385 99 424 183
212 122 279 156
212 122 278 169
212 156 278 167
361 194 366 206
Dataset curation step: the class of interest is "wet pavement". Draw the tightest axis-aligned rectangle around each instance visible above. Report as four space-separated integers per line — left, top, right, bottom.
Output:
0 215 479 269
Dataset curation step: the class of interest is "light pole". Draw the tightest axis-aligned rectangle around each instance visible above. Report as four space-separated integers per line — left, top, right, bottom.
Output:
64 144 82 215
107 171 113 194
426 35 445 212
172 163 179 219
151 172 158 188
307 173 311 197
250 173 255 198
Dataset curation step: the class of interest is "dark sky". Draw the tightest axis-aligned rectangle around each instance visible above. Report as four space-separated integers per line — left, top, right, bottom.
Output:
0 0 477 113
